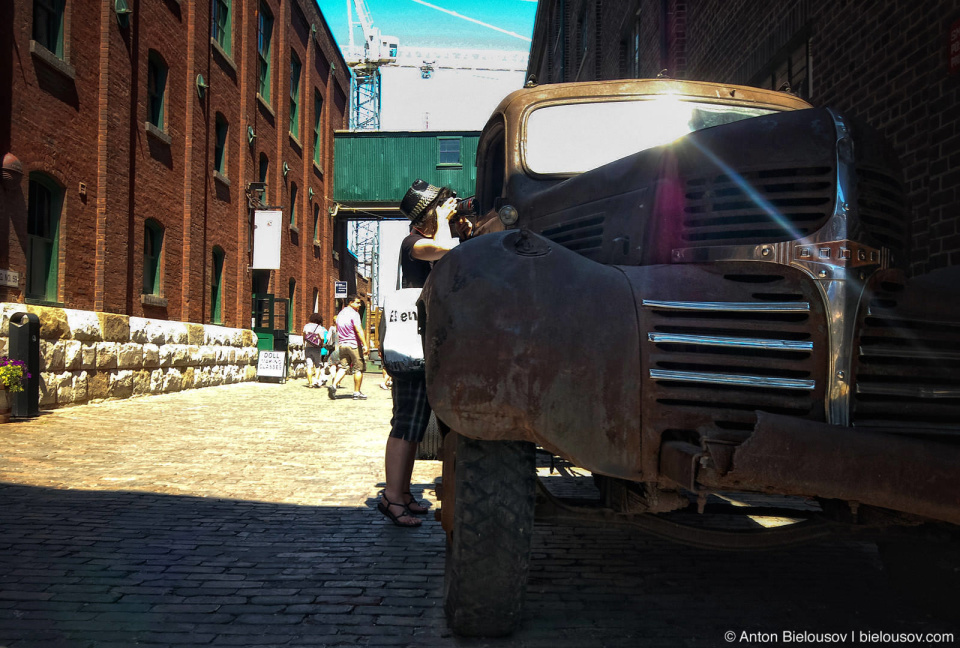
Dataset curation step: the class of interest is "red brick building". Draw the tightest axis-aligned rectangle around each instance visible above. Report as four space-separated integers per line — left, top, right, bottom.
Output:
1 0 350 331
527 0 960 275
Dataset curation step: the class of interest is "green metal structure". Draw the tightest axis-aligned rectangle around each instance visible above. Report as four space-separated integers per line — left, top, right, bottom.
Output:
333 130 480 218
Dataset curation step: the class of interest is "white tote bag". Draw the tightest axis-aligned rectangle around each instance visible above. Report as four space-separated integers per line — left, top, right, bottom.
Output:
381 288 425 377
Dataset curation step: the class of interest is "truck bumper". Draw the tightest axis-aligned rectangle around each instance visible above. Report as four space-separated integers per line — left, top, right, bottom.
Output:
664 411 960 525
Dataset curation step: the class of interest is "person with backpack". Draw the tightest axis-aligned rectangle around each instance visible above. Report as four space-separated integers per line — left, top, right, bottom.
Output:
302 313 327 388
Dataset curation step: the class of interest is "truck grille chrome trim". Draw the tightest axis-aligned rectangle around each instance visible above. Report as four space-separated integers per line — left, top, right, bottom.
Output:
642 299 810 313
649 332 814 351
855 383 960 399
649 369 816 390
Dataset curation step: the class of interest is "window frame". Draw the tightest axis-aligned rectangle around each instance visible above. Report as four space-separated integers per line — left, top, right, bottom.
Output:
143 219 164 297
289 182 298 229
312 90 323 169
147 51 168 131
257 2 274 103
289 52 302 139
437 136 462 168
214 113 228 176
211 0 231 56
33 0 65 58
26 173 62 303
211 246 225 324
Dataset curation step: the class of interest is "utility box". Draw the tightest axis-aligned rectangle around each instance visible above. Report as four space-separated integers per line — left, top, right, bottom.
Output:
9 312 40 418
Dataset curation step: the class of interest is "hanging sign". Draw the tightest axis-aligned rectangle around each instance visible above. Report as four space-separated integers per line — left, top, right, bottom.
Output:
334 281 348 299
252 209 282 269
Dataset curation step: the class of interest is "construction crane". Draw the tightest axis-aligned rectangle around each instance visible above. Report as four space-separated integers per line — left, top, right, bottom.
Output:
345 0 398 130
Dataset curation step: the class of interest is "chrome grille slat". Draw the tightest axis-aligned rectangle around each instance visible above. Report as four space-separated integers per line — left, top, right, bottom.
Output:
650 369 815 391
649 332 813 351
643 300 810 313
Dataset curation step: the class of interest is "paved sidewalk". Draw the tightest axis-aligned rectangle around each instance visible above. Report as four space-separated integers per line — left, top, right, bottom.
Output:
1 376 957 647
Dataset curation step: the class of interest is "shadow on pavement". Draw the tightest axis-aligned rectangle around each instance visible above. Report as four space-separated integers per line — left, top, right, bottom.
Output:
0 482 957 647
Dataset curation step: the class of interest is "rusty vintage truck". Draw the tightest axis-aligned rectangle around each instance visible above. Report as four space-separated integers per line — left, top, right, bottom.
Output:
418 78 960 636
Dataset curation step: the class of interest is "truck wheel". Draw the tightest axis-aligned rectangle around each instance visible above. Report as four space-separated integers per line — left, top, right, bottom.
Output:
444 434 536 637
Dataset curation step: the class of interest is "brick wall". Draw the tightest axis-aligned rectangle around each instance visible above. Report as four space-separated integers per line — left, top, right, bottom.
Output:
3 0 350 330
527 0 960 275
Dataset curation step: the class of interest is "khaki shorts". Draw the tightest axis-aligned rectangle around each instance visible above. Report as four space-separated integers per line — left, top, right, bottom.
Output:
338 346 363 374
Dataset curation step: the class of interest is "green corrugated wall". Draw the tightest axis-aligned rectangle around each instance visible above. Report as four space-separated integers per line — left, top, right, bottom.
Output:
333 131 480 203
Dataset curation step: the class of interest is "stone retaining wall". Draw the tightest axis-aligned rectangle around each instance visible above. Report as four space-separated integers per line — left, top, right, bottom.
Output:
0 304 307 410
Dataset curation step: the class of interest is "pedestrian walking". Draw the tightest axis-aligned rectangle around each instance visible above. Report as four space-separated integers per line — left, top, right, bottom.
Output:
328 295 369 400
378 178 473 527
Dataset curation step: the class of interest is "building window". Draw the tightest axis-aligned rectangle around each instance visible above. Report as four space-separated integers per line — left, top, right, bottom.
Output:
214 113 228 175
313 202 320 241
289 182 298 228
632 11 641 78
211 247 225 324
26 173 62 302
257 2 273 103
758 38 811 99
438 137 461 166
258 153 269 204
211 0 231 55
312 287 319 314
287 278 296 332
289 53 302 138
143 219 164 296
147 51 168 130
33 0 65 58
312 90 323 168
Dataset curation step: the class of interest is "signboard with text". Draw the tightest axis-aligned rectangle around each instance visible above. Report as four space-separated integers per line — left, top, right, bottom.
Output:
335 281 348 299
256 350 286 380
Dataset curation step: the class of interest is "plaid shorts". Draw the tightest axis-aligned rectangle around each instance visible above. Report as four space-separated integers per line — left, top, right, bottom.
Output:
389 376 432 443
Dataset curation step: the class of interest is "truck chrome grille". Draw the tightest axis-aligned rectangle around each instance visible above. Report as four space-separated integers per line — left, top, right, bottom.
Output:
681 167 834 246
853 281 960 434
856 167 907 253
640 268 827 445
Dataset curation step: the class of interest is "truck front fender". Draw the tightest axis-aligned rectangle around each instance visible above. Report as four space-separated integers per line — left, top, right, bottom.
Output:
421 230 643 477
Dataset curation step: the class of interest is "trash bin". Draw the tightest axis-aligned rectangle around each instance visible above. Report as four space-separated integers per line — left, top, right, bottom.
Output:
9 312 40 418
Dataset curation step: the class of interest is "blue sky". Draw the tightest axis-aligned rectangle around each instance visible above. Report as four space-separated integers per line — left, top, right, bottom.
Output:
315 0 538 52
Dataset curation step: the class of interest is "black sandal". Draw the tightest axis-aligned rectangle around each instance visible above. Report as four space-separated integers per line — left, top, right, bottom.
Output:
403 491 429 515
377 494 422 527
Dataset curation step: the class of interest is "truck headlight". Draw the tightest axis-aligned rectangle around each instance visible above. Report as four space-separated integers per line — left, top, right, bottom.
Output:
498 204 519 227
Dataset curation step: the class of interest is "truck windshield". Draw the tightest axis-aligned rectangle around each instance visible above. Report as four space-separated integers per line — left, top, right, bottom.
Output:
524 96 777 175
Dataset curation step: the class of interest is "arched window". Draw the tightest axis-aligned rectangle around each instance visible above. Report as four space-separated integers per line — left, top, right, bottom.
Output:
289 52 302 138
211 246 225 324
312 287 319 314
312 90 323 168
214 113 228 176
143 219 164 296
289 182 298 228
287 278 296 332
26 173 62 302
313 202 320 242
147 51 168 131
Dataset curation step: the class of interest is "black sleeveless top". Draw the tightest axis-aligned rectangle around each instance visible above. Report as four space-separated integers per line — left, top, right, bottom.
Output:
399 232 433 289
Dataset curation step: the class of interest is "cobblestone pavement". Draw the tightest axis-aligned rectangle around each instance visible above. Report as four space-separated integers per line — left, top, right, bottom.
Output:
0 376 958 647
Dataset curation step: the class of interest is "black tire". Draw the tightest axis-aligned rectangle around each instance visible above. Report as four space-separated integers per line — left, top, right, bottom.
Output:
444 434 536 637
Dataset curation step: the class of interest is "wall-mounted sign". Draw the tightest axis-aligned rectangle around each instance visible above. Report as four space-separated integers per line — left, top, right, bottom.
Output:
256 350 286 379
951 19 960 75
334 281 348 299
0 269 19 288
252 209 282 269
